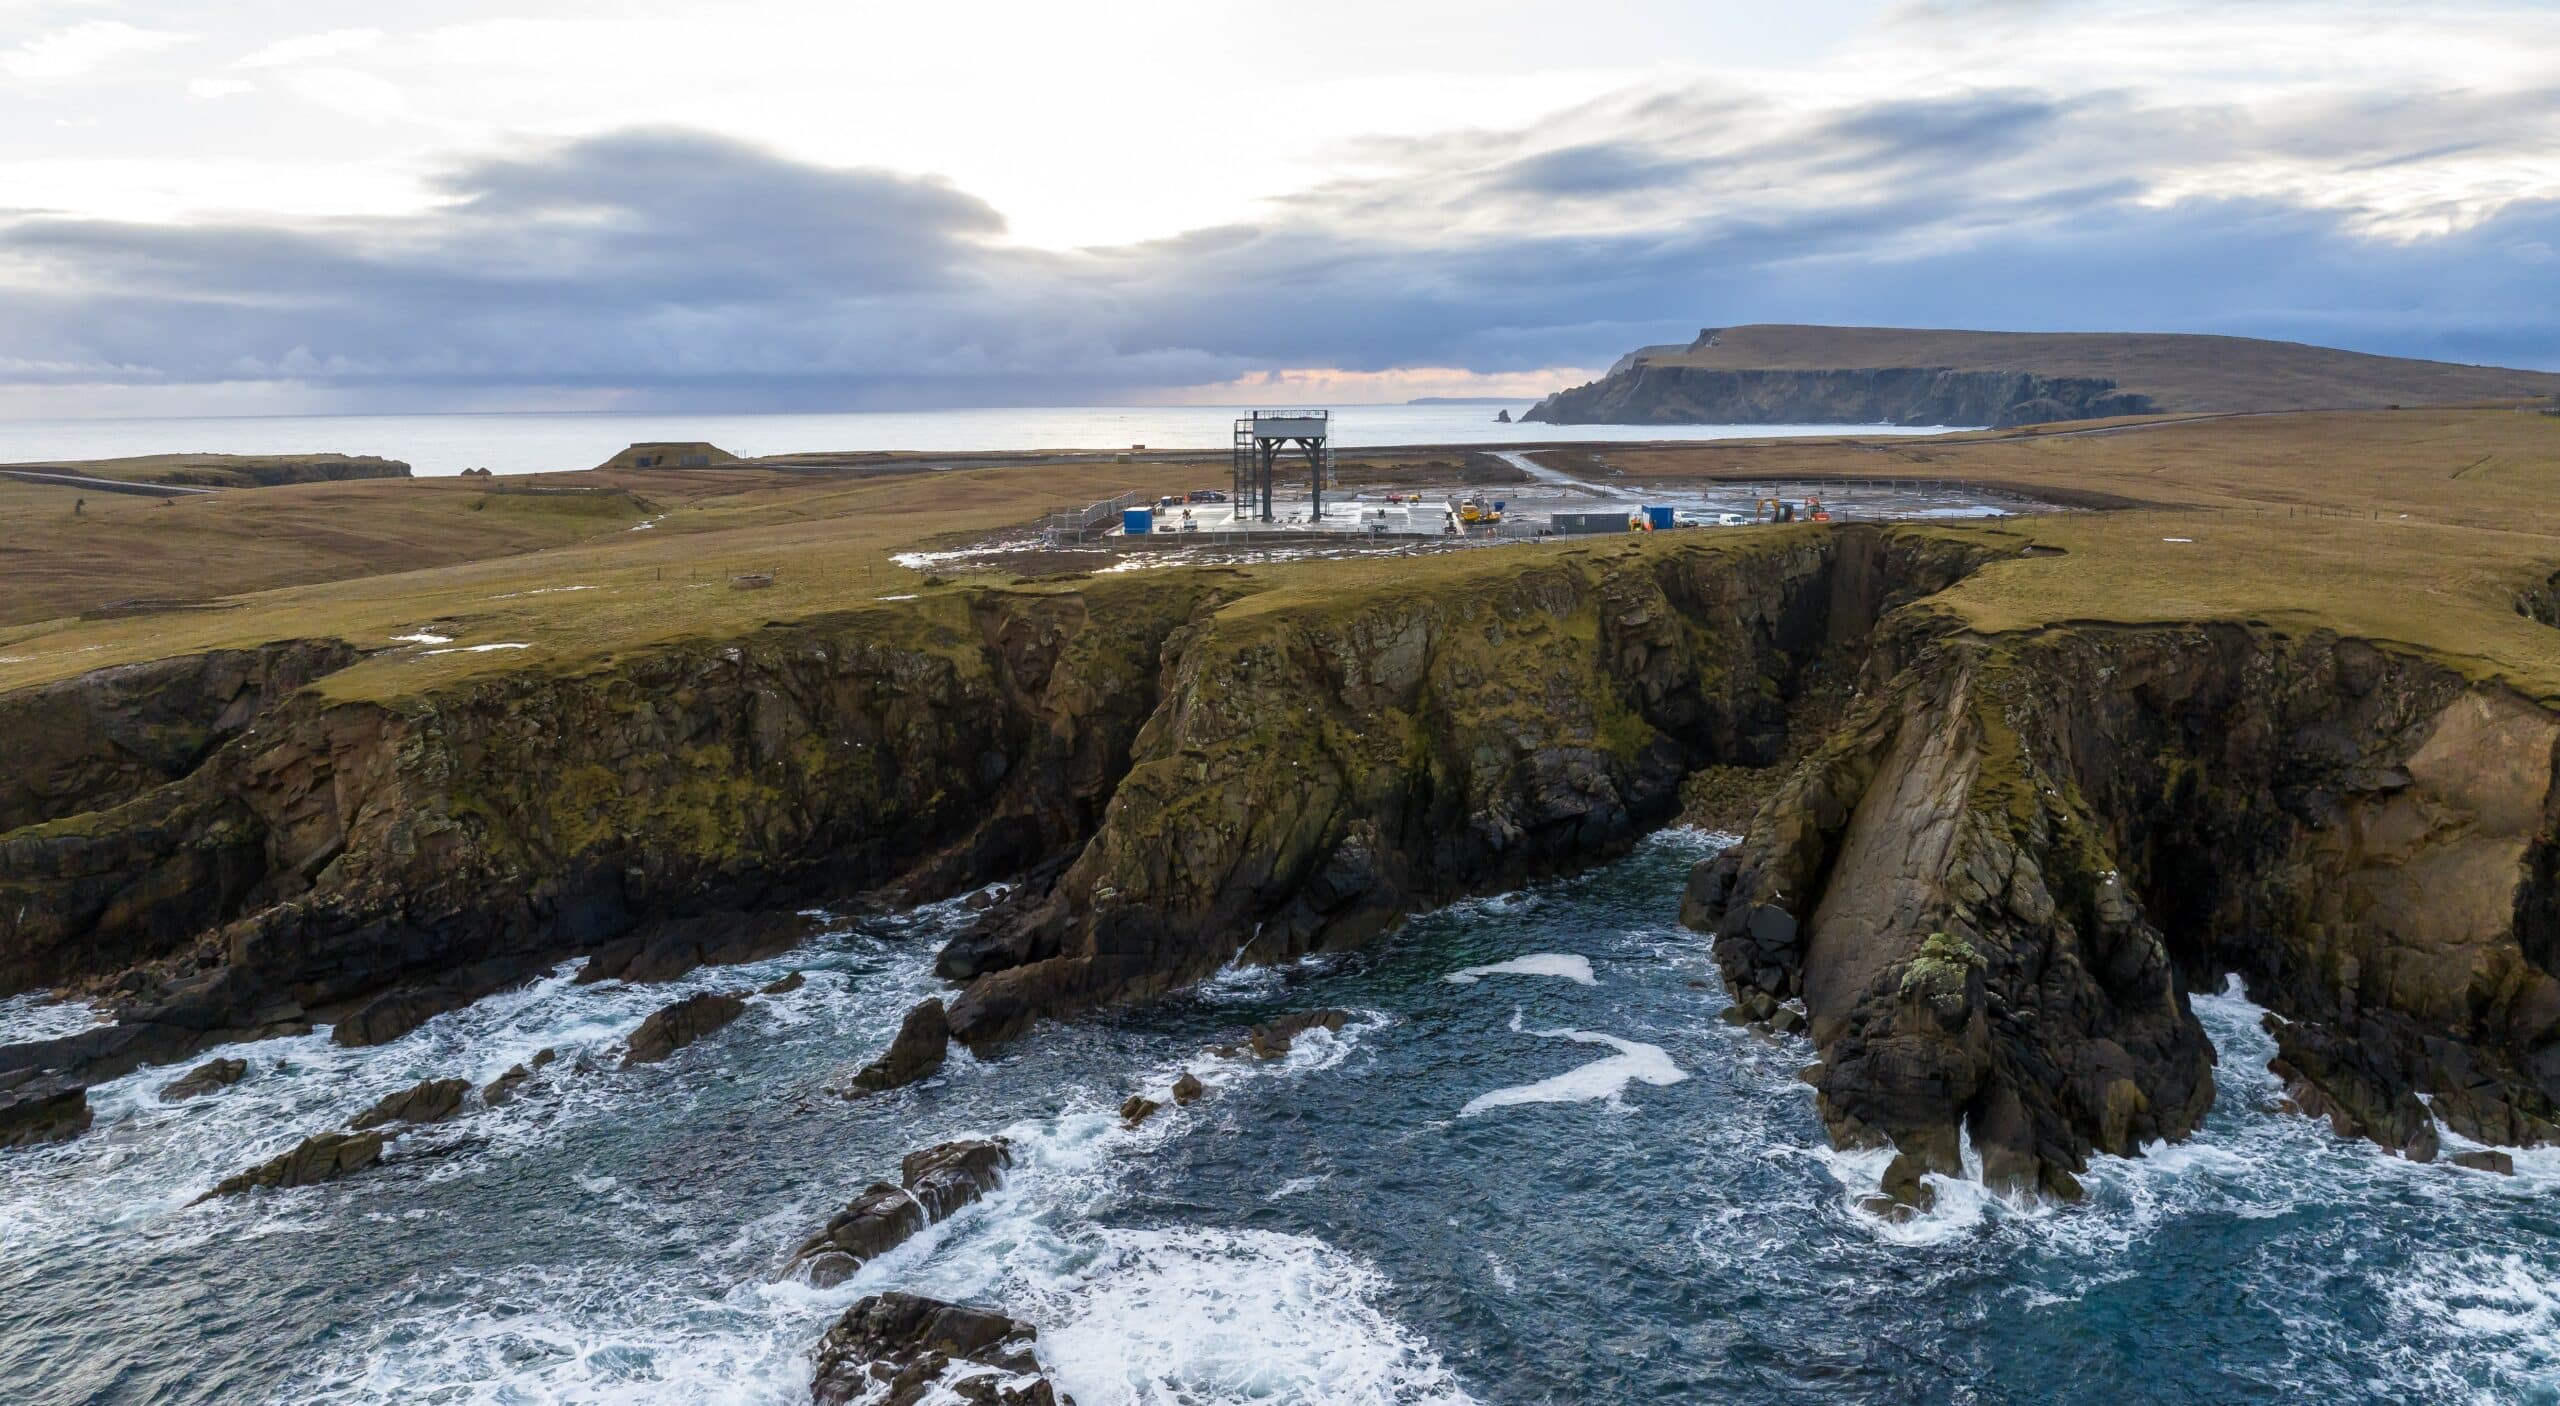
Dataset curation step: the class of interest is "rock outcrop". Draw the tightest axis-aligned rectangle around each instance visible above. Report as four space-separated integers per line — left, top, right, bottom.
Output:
844 997 951 1095
621 992 748 1066
2520 567 2560 629
481 1048 556 1106
160 1056 246 1102
809 1292 1067 1406
785 1138 1012 1288
200 1129 384 1199
1686 622 2560 1196
0 1071 91 1148
349 1077 470 1130
0 639 358 842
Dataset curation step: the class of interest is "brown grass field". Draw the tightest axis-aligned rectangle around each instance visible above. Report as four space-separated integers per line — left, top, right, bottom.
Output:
0 407 2552 704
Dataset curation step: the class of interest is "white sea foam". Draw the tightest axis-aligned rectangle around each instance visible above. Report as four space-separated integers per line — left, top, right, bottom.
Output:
2389 1250 2560 1402
246 989 1414 1406
1444 953 1596 986
1268 1174 1331 1201
0 915 930 1254
1645 825 1739 857
1027 1226 1478 1406
1459 1018 1685 1117
0 990 105 1044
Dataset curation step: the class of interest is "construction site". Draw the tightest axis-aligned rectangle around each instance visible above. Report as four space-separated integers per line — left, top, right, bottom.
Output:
1032 410 2051 558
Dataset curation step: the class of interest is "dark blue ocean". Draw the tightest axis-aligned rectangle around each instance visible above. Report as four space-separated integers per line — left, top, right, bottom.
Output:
2 831 2553 1405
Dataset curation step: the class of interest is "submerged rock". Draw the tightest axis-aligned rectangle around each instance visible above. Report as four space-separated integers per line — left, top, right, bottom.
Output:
350 1077 470 1131
1222 1009 1350 1060
160 1056 247 1102
622 992 748 1067
761 971 807 996
200 1129 383 1200
845 998 950 1095
483 1048 560 1105
809 1291 1066 1406
786 1138 1011 1287
0 1072 92 1148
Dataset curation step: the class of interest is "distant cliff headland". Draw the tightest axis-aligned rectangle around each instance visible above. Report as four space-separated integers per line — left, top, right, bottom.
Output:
1525 324 2560 428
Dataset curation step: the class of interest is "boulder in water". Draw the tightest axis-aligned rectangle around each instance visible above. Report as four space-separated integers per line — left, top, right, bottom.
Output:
902 1139 1010 1220
786 1138 1011 1286
622 991 749 1066
761 971 807 996
200 1129 383 1200
809 1291 1065 1406
845 998 949 1095
1119 1095 1160 1127
1171 1072 1204 1105
2450 1148 2515 1176
0 1072 91 1148
160 1057 247 1102
350 1077 470 1130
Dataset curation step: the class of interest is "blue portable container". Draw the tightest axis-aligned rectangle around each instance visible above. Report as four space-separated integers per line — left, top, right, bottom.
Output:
1123 508 1154 535
1645 505 1677 530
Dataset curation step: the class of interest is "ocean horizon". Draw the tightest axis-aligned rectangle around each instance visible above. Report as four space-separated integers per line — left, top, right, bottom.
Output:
0 404 1960 477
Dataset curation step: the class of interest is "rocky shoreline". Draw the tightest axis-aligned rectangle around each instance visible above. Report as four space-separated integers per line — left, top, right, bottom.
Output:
3 524 2555 1210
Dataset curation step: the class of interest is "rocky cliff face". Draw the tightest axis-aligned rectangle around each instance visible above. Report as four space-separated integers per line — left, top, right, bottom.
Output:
0 641 359 835
1522 366 2156 428
9 530 2554 1200
1685 624 2560 1197
0 577 1225 1083
939 530 1988 1043
0 532 1981 1087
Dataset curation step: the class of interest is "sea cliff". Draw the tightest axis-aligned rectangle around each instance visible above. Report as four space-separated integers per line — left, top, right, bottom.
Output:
4 528 2554 1191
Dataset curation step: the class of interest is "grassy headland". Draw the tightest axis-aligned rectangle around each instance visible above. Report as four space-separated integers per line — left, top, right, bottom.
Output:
0 407 2552 705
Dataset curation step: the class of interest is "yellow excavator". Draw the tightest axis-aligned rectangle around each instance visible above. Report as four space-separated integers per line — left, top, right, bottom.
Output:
1457 494 1504 525
1756 494 1832 524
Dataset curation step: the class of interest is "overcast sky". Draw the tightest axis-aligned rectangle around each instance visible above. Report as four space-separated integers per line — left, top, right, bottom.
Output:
3 0 2556 417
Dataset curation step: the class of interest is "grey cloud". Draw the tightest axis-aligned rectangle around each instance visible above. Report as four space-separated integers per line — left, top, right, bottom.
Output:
2 82 2555 412
1486 141 1706 197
